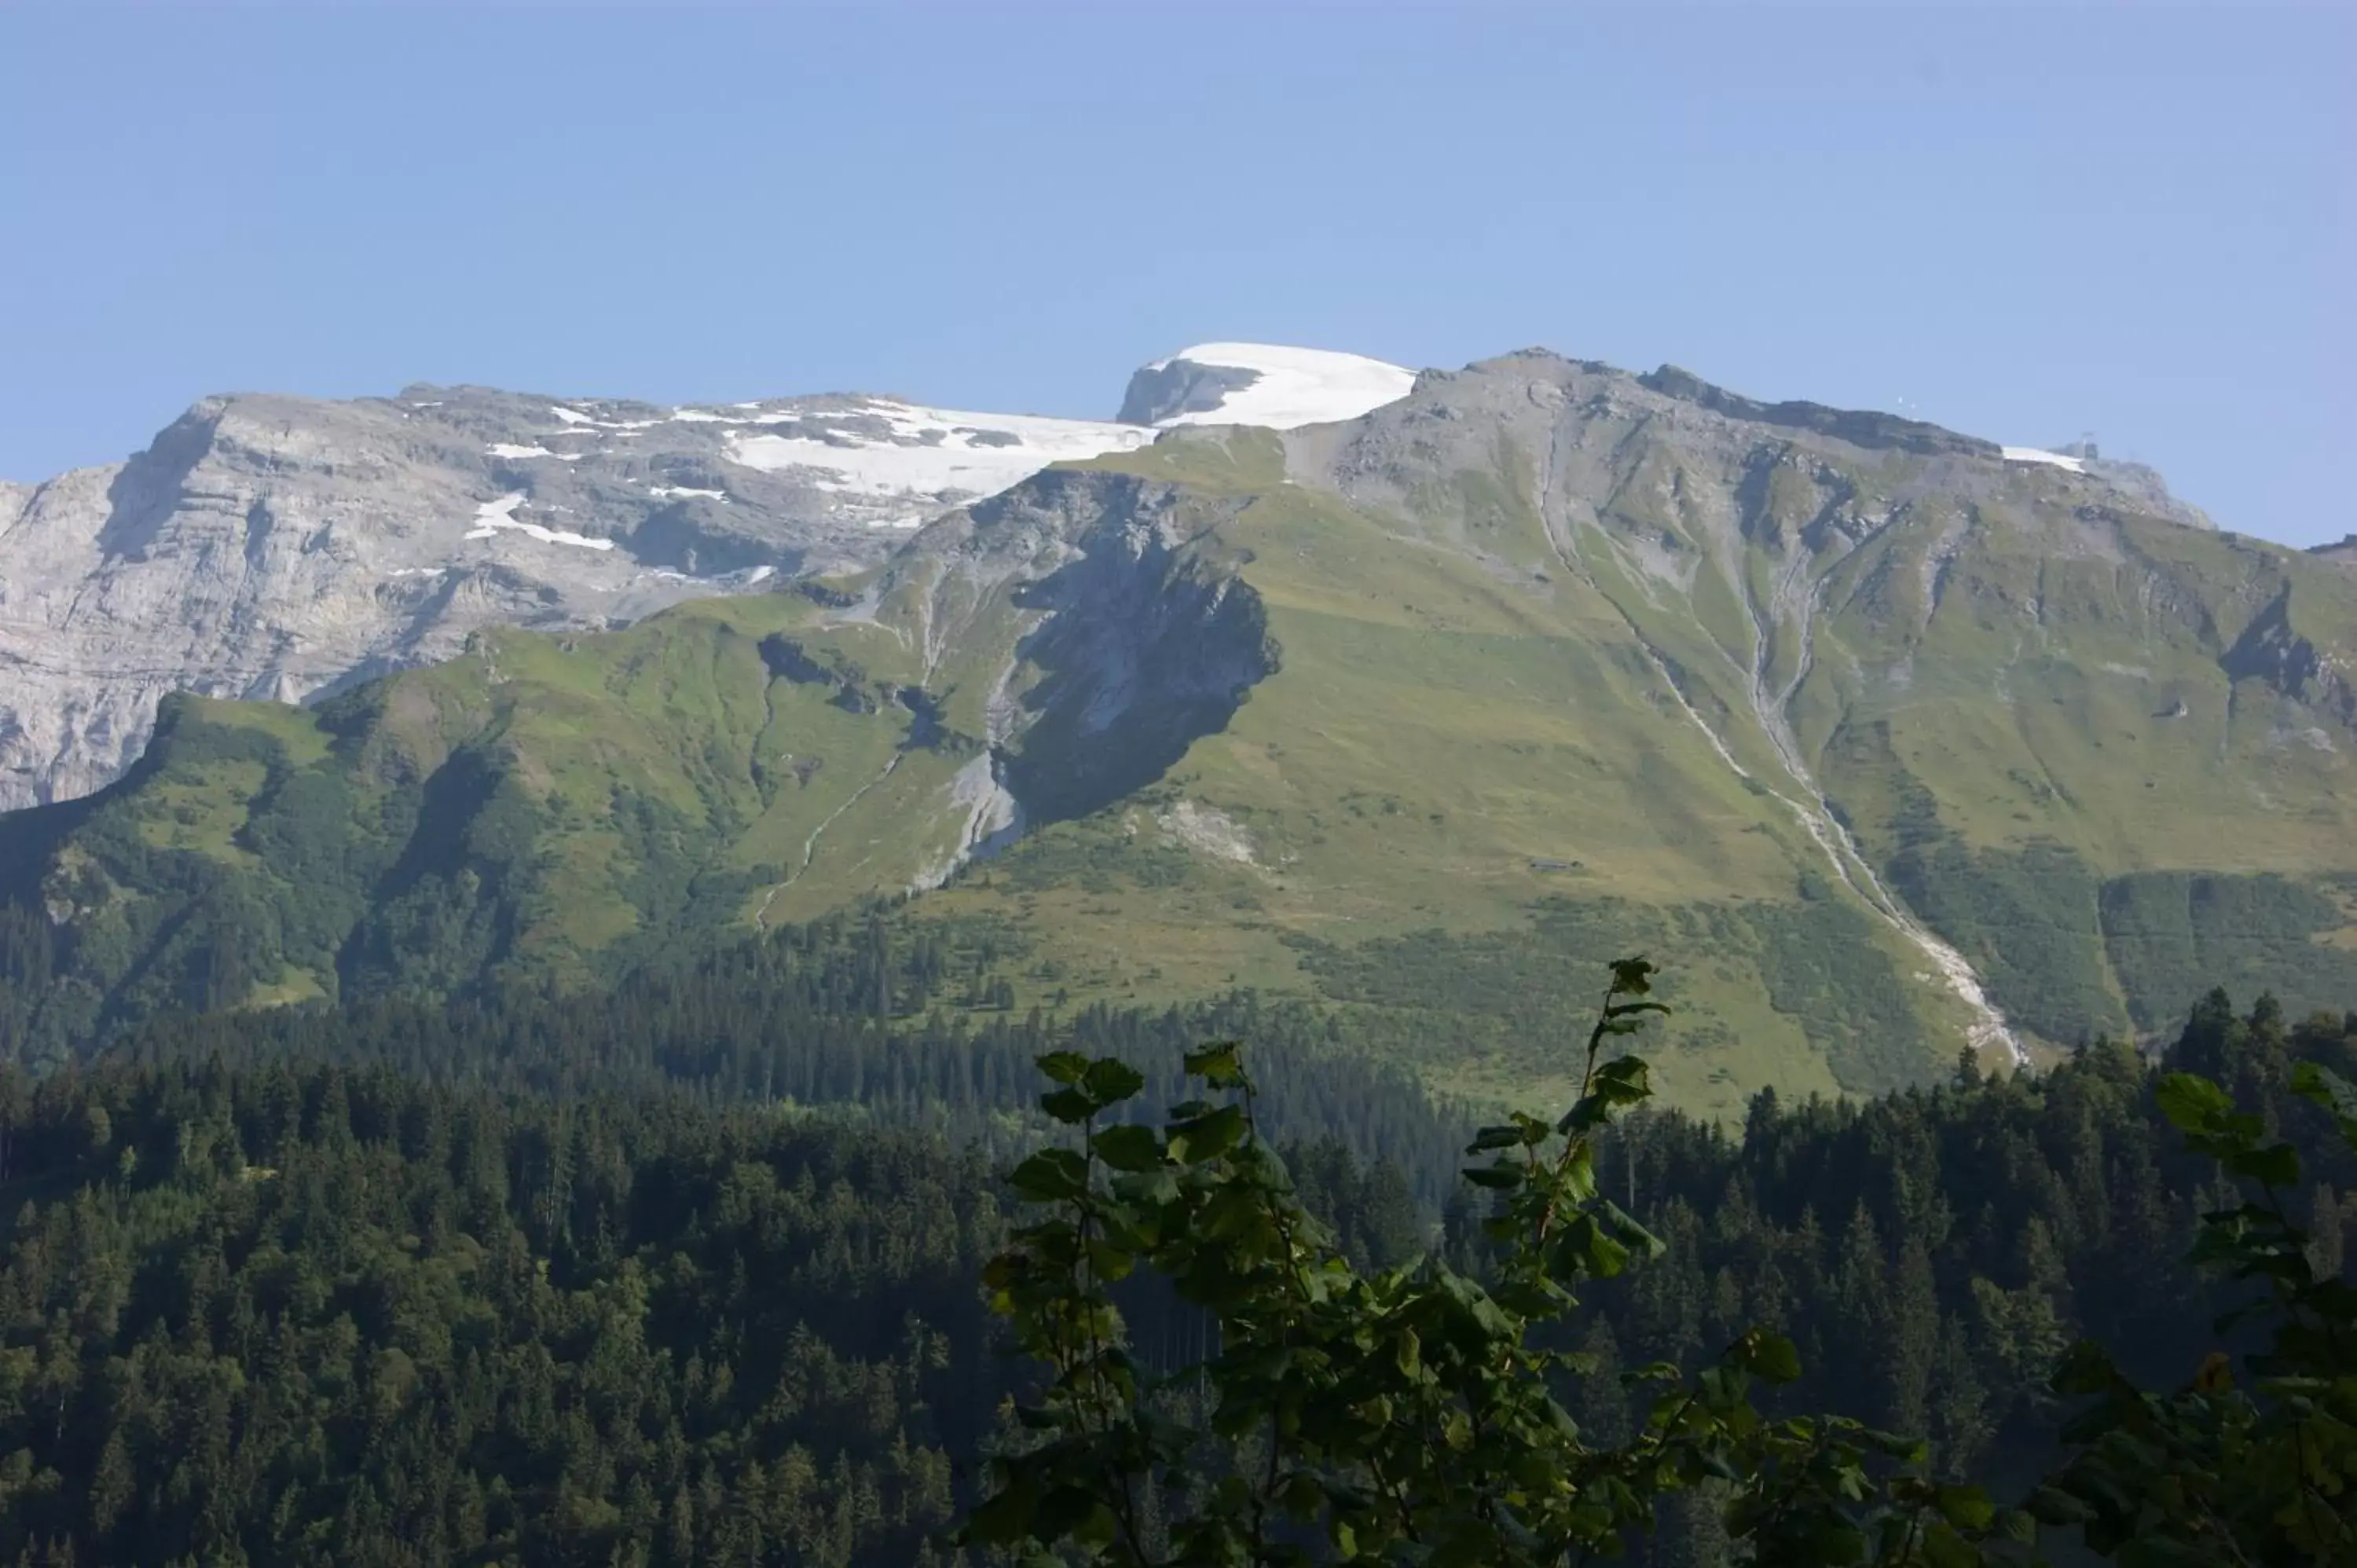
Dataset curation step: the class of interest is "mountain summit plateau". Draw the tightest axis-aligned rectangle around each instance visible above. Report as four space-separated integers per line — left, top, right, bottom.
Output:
0 344 1414 811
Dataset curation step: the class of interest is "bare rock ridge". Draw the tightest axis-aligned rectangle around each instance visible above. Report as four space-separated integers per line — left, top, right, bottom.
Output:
1118 343 1420 430
1 343 2211 812
2312 533 2357 570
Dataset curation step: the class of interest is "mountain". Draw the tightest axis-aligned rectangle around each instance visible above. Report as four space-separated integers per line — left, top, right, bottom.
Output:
5 347 2352 1117
0 347 1409 813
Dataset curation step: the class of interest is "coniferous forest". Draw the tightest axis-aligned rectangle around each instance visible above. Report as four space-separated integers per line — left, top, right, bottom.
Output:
0 907 2348 1564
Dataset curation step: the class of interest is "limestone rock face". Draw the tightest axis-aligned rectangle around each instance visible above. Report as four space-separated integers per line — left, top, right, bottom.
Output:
0 383 1157 809
0 344 2224 815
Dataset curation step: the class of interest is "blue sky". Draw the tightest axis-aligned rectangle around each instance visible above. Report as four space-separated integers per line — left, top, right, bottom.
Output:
3 5 2349 546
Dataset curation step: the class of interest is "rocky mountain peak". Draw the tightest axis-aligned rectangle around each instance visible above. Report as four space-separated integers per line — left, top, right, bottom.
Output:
1117 343 1416 430
0 343 2226 812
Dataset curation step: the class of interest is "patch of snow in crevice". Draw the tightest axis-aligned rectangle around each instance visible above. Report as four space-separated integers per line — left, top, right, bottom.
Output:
1148 343 1416 430
2001 446 2087 474
462 492 615 551
486 443 584 462
548 413 662 432
725 398 1156 503
649 485 729 502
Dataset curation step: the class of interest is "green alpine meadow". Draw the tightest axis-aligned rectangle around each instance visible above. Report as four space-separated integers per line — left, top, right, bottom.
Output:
7 355 2354 1118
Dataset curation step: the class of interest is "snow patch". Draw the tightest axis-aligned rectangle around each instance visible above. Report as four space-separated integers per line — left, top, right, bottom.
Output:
2001 446 2087 473
548 405 596 425
649 485 729 501
486 442 584 462
1148 343 1416 430
462 492 614 551
725 398 1155 503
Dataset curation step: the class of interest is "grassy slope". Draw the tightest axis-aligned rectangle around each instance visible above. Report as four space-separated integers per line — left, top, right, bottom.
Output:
9 427 2355 1119
3 589 984 1038
915 438 1943 1117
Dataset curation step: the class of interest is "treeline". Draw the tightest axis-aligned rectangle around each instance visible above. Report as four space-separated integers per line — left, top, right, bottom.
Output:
0 1059 999 1567
5 912 1470 1212
1516 993 2357 1559
0 975 2350 1563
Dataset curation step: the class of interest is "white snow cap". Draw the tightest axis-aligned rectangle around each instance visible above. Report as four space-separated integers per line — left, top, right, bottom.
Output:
1148 343 1417 430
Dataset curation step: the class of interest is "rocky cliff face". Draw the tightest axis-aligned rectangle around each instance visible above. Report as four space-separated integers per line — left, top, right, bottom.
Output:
0 383 1157 810
0 346 1426 814
0 342 2224 825
912 471 1277 831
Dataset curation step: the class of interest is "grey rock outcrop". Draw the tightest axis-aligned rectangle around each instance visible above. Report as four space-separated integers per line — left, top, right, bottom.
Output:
0 346 2225 816
1117 358 1263 425
0 383 1151 809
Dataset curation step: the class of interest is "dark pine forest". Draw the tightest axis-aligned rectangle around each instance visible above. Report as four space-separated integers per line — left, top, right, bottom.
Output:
0 913 2351 1566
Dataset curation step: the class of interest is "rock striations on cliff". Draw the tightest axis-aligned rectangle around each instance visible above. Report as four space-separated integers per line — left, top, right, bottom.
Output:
0 347 1418 811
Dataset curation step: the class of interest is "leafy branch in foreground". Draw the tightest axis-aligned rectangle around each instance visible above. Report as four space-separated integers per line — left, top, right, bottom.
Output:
960 959 2017 1566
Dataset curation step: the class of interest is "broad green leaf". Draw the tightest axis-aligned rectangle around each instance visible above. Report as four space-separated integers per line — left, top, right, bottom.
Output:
1034 1051 1091 1086
1091 1123 1164 1172
2223 1139 2301 1189
1732 1330 1802 1385
1167 1104 1247 1164
2155 1072 2234 1134
1039 1086 1096 1125
2291 1060 2357 1143
1007 1149 1090 1203
1082 1059 1146 1107
1182 1042 1246 1089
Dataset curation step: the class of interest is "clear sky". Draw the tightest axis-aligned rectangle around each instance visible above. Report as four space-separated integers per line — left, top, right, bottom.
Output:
3 4 2349 546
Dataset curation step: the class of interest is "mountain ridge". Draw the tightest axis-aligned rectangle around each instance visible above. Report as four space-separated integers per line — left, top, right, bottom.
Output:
0 345 1415 811
5 347 2348 1117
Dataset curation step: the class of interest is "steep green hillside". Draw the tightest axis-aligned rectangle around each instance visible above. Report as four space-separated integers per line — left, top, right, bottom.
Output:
6 354 2355 1119
0 587 961 1037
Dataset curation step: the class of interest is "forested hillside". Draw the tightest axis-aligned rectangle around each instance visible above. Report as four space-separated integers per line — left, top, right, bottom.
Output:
0 969 2348 1566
